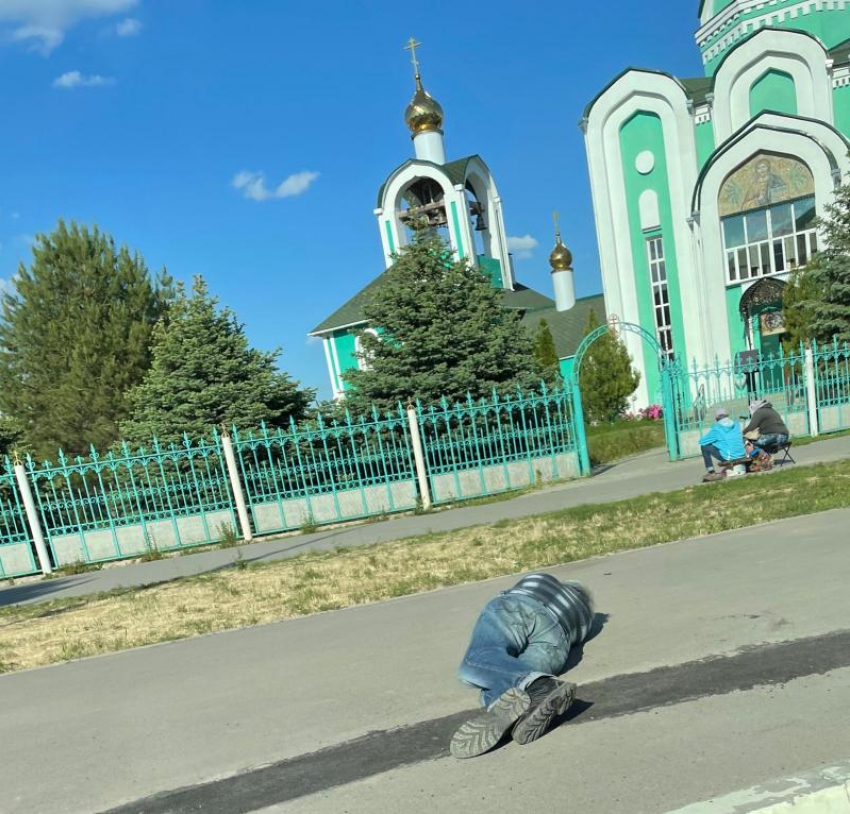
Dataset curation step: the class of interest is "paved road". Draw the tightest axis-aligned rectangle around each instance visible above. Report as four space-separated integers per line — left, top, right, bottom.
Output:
3 434 849 608
1 508 849 813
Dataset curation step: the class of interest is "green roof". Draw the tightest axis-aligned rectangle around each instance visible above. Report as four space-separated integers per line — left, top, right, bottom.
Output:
310 268 605 361
520 293 607 359
680 77 713 105
376 155 482 207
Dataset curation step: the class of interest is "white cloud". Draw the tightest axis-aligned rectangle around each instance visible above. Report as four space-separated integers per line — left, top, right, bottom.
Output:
232 170 320 202
115 16 141 36
0 0 138 53
506 234 539 260
53 69 115 88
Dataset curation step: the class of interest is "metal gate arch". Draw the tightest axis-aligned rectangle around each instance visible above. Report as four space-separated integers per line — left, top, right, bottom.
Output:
569 321 681 473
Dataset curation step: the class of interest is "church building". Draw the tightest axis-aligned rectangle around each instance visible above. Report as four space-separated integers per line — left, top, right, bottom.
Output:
310 42 603 400
583 0 850 405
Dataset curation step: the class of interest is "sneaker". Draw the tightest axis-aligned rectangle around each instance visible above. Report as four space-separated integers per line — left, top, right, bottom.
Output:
449 687 530 759
511 677 576 746
702 471 725 483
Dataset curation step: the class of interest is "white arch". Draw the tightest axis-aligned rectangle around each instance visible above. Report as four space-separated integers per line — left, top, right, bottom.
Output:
712 29 832 143
693 115 848 363
584 70 700 406
378 162 463 267
463 156 514 288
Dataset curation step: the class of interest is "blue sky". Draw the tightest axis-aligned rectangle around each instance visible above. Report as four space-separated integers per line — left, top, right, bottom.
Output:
0 0 704 401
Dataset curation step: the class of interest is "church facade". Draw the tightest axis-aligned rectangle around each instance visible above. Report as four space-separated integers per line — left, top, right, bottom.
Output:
583 0 850 405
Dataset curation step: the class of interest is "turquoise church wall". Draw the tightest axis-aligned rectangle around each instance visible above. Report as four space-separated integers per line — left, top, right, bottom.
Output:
559 356 575 382
834 85 850 139
749 69 797 117
332 329 360 391
618 112 688 402
702 3 850 75
695 120 716 169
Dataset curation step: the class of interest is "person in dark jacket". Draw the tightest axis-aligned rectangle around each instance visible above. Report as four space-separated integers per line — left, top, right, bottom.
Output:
743 400 790 457
449 573 594 759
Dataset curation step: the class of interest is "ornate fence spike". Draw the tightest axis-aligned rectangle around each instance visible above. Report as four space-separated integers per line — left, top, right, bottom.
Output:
89 444 100 463
182 432 193 450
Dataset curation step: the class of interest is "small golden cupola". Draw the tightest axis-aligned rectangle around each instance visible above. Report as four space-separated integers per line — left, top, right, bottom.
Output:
550 212 576 312
402 38 446 164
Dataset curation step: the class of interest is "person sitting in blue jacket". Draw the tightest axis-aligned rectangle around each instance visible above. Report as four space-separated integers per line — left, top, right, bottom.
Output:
699 407 746 479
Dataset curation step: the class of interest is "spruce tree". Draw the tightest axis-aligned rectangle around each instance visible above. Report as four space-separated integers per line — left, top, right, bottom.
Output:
579 309 640 424
808 179 850 343
781 266 818 352
0 221 173 459
532 319 561 386
120 276 314 445
343 222 539 413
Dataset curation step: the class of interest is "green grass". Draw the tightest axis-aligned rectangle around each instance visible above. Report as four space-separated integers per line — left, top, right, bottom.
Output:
587 419 666 465
1 457 848 673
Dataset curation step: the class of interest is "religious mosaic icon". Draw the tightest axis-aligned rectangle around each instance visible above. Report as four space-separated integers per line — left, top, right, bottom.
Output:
719 153 815 217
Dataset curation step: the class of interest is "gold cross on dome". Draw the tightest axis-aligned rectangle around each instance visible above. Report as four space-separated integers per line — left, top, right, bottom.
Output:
404 37 422 77
553 211 561 239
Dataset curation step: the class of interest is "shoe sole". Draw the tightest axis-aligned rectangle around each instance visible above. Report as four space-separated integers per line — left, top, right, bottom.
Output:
512 681 576 746
449 688 531 759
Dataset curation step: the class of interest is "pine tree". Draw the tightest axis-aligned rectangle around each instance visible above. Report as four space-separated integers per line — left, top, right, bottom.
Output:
808 179 850 343
342 222 539 413
579 309 640 424
120 276 314 445
0 221 173 459
781 266 818 352
531 319 561 386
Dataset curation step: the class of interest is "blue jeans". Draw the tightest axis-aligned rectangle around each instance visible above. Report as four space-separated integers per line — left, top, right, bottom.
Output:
701 442 724 469
751 433 788 453
458 593 570 709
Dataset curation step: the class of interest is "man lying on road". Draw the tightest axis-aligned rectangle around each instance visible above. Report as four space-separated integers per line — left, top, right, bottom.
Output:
450 572 595 759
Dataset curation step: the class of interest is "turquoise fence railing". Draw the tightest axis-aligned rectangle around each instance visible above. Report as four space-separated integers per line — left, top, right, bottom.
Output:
417 384 580 504
0 461 38 578
814 339 850 434
25 433 237 568
233 408 418 535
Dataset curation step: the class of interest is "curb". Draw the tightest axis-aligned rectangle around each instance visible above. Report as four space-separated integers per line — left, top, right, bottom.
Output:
668 761 850 812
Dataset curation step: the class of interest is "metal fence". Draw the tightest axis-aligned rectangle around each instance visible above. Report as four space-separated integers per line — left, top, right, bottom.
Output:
670 341 850 459
0 463 37 578
2 349 848 578
417 385 580 503
233 410 418 535
25 435 237 569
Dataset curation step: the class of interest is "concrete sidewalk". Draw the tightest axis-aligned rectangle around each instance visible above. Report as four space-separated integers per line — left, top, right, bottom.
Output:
2 434 848 608
2 508 850 813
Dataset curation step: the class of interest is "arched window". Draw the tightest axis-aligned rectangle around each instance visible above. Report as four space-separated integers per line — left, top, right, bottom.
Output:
355 328 381 371
719 153 817 284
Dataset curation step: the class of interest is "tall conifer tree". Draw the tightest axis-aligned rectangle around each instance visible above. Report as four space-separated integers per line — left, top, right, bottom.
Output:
0 221 173 458
120 277 313 444
531 319 561 386
808 180 850 343
579 310 640 424
343 222 539 412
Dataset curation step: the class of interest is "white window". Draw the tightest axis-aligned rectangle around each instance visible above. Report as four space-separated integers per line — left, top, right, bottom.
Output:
355 328 380 371
722 196 817 284
646 236 674 357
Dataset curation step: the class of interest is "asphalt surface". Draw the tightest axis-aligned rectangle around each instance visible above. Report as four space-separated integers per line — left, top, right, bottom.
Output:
1 507 849 813
2 434 849 608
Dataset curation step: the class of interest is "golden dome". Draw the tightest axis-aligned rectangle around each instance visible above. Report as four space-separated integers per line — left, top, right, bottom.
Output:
549 236 573 271
404 76 444 136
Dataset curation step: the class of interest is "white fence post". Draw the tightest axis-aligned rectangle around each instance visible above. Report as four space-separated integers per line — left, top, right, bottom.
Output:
406 403 432 511
804 345 819 438
220 430 253 542
13 457 53 575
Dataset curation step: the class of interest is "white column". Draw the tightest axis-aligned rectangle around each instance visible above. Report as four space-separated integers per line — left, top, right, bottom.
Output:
14 460 52 575
406 404 432 511
804 345 819 438
220 431 254 542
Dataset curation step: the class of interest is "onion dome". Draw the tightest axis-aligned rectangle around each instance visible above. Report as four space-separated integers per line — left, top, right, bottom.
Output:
549 234 573 272
404 75 444 135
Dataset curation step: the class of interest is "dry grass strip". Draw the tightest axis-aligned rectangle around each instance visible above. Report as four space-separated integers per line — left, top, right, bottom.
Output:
1 460 848 673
